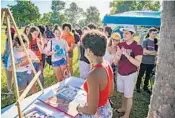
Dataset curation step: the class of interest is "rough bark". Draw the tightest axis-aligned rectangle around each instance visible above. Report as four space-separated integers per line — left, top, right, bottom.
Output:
147 1 175 118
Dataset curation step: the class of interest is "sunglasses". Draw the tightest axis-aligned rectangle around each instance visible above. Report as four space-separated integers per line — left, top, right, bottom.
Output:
111 38 120 41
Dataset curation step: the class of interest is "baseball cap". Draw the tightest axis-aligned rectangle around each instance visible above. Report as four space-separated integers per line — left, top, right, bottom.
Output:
120 25 136 33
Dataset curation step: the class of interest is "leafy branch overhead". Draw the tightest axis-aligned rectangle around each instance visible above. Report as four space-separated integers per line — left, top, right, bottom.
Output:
10 1 40 27
9 0 160 28
110 0 160 14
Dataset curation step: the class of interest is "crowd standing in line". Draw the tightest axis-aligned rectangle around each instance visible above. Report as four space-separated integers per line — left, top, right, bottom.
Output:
2 22 159 118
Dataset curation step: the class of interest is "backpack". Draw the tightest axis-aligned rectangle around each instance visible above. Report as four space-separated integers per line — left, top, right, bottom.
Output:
46 40 52 65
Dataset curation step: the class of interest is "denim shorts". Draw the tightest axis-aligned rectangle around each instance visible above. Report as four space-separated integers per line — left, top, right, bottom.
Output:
16 71 33 89
52 58 67 67
33 62 44 86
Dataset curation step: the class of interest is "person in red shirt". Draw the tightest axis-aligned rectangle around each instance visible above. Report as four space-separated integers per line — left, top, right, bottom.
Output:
61 23 75 74
114 25 143 118
76 30 114 117
27 26 44 86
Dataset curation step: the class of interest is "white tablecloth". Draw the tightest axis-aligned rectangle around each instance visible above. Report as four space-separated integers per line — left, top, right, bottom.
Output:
1 77 85 118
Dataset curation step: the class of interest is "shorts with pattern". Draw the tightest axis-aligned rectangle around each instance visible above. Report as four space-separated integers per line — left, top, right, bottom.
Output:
77 101 113 118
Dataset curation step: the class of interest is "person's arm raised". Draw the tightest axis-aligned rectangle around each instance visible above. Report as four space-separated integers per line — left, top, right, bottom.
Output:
123 48 143 68
113 46 122 65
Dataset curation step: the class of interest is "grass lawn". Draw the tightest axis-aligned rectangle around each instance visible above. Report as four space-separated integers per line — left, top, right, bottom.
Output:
1 28 151 118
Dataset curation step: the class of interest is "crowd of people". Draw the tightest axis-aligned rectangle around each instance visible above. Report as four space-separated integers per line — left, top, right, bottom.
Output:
2 22 159 118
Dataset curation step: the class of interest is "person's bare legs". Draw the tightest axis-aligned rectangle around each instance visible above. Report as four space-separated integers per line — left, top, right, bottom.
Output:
53 67 62 82
27 73 38 95
120 97 133 118
60 65 67 80
68 57 73 74
117 94 126 112
6 69 12 93
31 83 38 93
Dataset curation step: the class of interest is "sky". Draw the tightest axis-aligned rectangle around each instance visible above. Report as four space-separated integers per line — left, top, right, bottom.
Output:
1 0 113 19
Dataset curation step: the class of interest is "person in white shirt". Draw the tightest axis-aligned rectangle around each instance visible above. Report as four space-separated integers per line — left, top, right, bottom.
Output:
7 34 39 94
78 26 91 79
104 32 121 107
44 25 69 82
104 32 121 65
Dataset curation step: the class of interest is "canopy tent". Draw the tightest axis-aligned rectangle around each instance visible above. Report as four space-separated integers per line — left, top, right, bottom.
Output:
103 11 161 26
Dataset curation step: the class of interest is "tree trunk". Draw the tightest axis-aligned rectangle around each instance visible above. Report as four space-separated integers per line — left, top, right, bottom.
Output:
147 1 175 118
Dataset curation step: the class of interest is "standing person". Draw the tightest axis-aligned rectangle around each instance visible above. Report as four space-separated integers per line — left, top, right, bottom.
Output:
76 29 83 38
104 32 121 107
87 23 97 30
136 28 158 93
104 26 112 38
104 33 121 77
78 24 97 79
76 30 114 118
2 28 15 94
75 24 83 37
7 34 39 94
37 25 47 68
44 26 69 82
24 25 30 36
27 26 44 86
98 27 104 32
104 32 121 65
104 26 113 45
45 25 54 40
72 29 80 44
114 25 143 118
61 23 75 74
79 26 90 79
